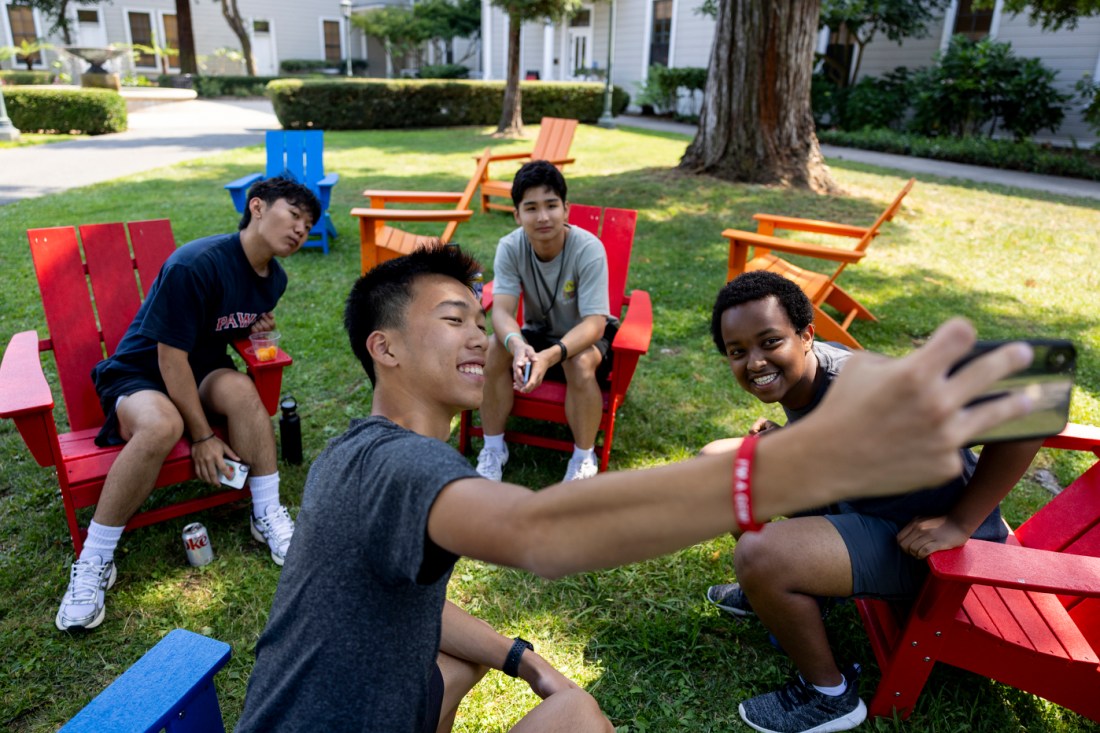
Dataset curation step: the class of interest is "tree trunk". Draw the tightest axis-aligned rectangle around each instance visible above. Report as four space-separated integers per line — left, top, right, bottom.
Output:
495 10 524 136
176 0 198 75
679 0 834 192
220 0 256 76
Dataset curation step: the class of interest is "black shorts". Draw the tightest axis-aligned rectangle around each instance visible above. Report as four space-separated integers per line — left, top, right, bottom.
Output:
421 664 444 733
522 319 617 389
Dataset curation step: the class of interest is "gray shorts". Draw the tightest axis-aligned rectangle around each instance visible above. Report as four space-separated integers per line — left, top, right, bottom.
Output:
824 512 928 600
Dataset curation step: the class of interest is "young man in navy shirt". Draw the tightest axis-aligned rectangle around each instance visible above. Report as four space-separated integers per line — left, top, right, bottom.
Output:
55 177 320 632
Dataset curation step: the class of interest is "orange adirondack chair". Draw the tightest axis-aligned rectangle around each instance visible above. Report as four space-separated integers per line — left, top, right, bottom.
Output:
458 205 652 471
723 178 915 349
352 148 492 275
856 422 1100 722
478 117 578 214
0 220 291 555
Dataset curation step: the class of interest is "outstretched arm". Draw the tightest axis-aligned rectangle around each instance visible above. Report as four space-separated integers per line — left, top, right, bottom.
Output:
429 319 1035 578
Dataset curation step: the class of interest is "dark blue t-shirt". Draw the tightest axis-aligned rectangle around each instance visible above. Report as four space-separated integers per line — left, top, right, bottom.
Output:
91 232 287 399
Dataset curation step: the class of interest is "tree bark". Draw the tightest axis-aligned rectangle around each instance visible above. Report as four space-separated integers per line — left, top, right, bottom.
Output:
175 0 198 75
679 0 834 192
495 9 524 136
220 0 256 76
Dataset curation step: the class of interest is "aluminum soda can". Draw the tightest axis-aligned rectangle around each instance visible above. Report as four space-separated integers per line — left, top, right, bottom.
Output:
182 522 214 566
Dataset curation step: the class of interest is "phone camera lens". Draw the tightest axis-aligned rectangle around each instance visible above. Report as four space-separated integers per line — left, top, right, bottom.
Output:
1048 350 1069 370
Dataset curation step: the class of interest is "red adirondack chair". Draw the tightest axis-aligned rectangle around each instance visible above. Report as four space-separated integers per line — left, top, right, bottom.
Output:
458 205 652 471
856 422 1100 722
0 220 291 556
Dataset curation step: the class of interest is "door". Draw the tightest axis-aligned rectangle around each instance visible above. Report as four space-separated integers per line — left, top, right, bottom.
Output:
252 19 276 76
566 6 592 80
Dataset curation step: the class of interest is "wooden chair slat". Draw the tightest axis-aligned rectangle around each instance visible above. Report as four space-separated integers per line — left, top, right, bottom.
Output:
79 223 142 358
27 227 105 431
1016 462 1100 551
126 219 177 297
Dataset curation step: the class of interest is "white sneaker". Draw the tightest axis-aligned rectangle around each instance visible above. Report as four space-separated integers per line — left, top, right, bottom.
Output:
564 455 599 481
476 445 509 481
251 504 295 566
55 555 117 631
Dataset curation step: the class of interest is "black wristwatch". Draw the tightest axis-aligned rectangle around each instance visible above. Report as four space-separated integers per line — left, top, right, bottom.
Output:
502 636 534 678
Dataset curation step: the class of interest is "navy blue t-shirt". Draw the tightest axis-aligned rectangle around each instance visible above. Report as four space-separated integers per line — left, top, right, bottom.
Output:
91 232 286 407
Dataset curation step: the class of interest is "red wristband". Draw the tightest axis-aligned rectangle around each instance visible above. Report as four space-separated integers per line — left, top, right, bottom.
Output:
733 434 765 532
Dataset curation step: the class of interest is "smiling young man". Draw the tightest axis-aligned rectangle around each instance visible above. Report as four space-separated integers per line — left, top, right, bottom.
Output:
702 271 1043 733
236 244 1037 732
54 176 320 633
476 160 616 482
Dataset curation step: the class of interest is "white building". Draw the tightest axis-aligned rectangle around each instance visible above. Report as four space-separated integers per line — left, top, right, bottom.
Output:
480 0 1100 144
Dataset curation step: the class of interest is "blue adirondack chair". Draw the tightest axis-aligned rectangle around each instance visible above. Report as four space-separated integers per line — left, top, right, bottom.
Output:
225 130 339 254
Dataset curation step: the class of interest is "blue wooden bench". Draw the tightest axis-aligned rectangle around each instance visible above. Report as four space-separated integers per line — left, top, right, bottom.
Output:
61 629 231 733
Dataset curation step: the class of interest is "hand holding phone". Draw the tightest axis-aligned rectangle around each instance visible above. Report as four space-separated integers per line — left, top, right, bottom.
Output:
220 458 251 490
952 339 1075 444
523 361 532 386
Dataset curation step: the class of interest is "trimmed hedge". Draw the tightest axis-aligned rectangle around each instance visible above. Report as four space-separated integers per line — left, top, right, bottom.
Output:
4 87 126 134
266 79 630 129
0 70 56 85
159 74 282 97
818 128 1100 181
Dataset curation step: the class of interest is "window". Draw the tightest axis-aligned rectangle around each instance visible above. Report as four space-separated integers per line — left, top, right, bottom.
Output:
77 9 99 24
953 0 993 40
323 20 341 64
163 14 179 70
6 5 40 65
570 9 591 27
650 0 671 68
822 24 856 86
254 20 271 34
128 11 156 67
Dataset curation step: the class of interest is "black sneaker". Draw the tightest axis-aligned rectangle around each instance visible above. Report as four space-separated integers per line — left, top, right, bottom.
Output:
706 582 755 618
738 664 866 733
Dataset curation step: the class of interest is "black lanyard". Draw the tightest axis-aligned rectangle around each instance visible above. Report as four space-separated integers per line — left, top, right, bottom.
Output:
525 231 569 322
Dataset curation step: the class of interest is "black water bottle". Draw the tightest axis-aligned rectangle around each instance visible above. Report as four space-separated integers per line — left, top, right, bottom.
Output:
279 395 303 465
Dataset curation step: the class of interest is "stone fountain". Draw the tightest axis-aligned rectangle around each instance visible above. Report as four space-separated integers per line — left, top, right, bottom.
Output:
63 46 129 91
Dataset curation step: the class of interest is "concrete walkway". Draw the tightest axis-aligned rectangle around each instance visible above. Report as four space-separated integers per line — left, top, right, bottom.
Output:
612 114 1100 202
0 98 278 205
2 100 1099 204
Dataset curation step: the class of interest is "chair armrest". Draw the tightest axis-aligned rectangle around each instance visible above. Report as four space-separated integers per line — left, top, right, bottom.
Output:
612 290 653 356
232 339 292 416
752 213 871 239
542 157 576 167
481 152 534 162
315 172 339 211
361 190 465 206
1043 422 1100 455
350 207 474 224
928 541 1100 597
0 330 60 467
722 229 866 264
224 173 263 213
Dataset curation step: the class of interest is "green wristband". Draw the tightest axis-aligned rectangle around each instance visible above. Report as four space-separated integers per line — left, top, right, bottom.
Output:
503 331 524 354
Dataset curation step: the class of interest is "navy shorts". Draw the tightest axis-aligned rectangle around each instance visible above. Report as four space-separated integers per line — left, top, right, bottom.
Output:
823 512 928 600
522 319 617 388
421 663 444 733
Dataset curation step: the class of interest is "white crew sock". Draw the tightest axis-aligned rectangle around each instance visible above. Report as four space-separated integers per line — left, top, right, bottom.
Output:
483 433 506 453
572 445 595 463
249 472 281 518
807 676 847 697
79 521 124 564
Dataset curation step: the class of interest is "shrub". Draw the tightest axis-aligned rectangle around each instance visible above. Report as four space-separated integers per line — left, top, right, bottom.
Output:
1077 74 1100 139
419 63 469 79
841 67 912 131
636 65 707 115
811 72 844 127
0 70 56 85
267 79 629 129
280 59 330 73
4 87 126 134
817 127 1100 181
910 36 1068 140
161 75 283 97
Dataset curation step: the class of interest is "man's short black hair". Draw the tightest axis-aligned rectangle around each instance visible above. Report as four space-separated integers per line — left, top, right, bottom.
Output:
710 271 815 354
345 241 482 386
511 160 568 207
238 175 322 231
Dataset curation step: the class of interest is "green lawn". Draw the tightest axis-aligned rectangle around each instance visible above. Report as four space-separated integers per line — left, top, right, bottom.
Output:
0 132 88 150
1 123 1099 732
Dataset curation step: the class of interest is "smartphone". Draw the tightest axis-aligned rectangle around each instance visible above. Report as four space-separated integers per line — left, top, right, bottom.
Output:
951 339 1076 444
220 458 251 490
523 361 532 386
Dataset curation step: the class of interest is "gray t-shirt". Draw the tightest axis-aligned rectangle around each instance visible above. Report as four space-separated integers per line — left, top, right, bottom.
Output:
236 417 478 733
493 224 612 338
783 342 1002 540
